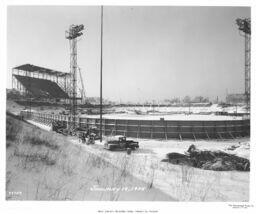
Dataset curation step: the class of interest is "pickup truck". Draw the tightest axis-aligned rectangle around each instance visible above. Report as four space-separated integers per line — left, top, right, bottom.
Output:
104 135 139 153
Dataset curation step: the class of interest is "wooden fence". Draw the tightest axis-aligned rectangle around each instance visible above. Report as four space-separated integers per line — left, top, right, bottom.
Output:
20 111 250 140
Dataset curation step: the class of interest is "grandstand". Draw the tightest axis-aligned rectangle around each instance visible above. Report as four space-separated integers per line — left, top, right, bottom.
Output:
12 64 71 101
14 75 69 99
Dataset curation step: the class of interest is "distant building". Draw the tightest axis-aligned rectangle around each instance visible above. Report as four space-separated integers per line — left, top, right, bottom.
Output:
226 94 246 104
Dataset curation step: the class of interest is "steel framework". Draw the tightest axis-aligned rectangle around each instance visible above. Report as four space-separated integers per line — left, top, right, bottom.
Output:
78 67 86 104
236 18 251 112
66 24 84 127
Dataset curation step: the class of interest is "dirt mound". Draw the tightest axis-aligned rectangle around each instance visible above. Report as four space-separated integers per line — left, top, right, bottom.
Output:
162 144 250 171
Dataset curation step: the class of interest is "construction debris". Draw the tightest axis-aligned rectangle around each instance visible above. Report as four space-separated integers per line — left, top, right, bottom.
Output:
162 144 250 171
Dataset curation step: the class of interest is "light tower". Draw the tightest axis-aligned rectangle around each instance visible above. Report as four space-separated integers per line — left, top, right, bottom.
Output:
236 18 251 113
66 24 84 128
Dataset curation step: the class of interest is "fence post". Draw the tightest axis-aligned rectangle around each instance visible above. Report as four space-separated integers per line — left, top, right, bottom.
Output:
114 120 117 135
137 121 140 138
103 119 106 135
124 120 128 137
178 121 182 141
165 120 168 140
151 121 154 139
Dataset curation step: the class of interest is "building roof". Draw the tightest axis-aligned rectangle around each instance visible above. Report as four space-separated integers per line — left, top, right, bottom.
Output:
13 64 70 77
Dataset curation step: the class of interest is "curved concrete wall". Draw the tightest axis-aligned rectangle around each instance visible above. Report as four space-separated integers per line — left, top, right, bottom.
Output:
21 111 250 140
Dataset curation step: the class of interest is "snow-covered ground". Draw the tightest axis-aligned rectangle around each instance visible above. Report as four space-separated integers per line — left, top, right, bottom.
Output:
137 139 250 160
26 120 250 201
80 104 248 120
111 104 247 114
82 113 243 120
27 120 51 131
72 137 250 201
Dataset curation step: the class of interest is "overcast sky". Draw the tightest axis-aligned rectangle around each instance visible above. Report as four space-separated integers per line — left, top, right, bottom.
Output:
7 6 250 102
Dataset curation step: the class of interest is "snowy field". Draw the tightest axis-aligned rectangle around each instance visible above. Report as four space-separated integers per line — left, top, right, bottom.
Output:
83 113 244 121
111 104 247 114
27 120 250 201
81 104 248 120
8 100 248 121
69 137 250 201
75 138 250 201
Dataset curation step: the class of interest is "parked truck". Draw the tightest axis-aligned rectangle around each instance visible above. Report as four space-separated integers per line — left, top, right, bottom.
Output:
104 135 139 154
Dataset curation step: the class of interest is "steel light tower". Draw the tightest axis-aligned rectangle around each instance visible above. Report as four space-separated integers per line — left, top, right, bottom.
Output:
66 24 84 127
236 18 251 112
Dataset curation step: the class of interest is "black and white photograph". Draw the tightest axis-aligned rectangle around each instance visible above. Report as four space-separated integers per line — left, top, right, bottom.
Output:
1 1 256 213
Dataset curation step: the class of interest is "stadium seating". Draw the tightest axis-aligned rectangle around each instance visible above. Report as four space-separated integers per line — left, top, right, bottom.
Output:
14 75 69 99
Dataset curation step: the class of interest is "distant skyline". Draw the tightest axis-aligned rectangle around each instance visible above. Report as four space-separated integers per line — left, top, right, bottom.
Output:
7 6 250 102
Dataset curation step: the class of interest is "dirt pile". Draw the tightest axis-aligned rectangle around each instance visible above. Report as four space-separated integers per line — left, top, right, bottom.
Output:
162 144 250 171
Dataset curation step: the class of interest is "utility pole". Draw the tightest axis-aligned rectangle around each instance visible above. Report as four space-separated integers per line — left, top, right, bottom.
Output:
66 24 84 128
100 6 104 142
236 18 251 113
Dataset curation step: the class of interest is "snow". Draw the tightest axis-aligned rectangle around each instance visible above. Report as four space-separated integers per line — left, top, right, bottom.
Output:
112 104 247 114
78 104 248 121
26 119 250 201
26 120 51 131
82 113 243 121
65 136 250 201
92 138 249 201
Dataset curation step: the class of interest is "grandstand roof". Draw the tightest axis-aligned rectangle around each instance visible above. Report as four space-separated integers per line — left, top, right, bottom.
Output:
13 64 70 77
14 75 69 99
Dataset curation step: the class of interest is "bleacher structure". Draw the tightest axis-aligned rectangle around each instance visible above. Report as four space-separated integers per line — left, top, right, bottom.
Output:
12 64 71 101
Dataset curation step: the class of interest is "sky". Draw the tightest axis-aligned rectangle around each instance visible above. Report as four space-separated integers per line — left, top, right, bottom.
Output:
7 6 250 102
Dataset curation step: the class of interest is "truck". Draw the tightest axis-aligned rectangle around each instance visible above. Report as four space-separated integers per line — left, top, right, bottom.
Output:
104 135 139 153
